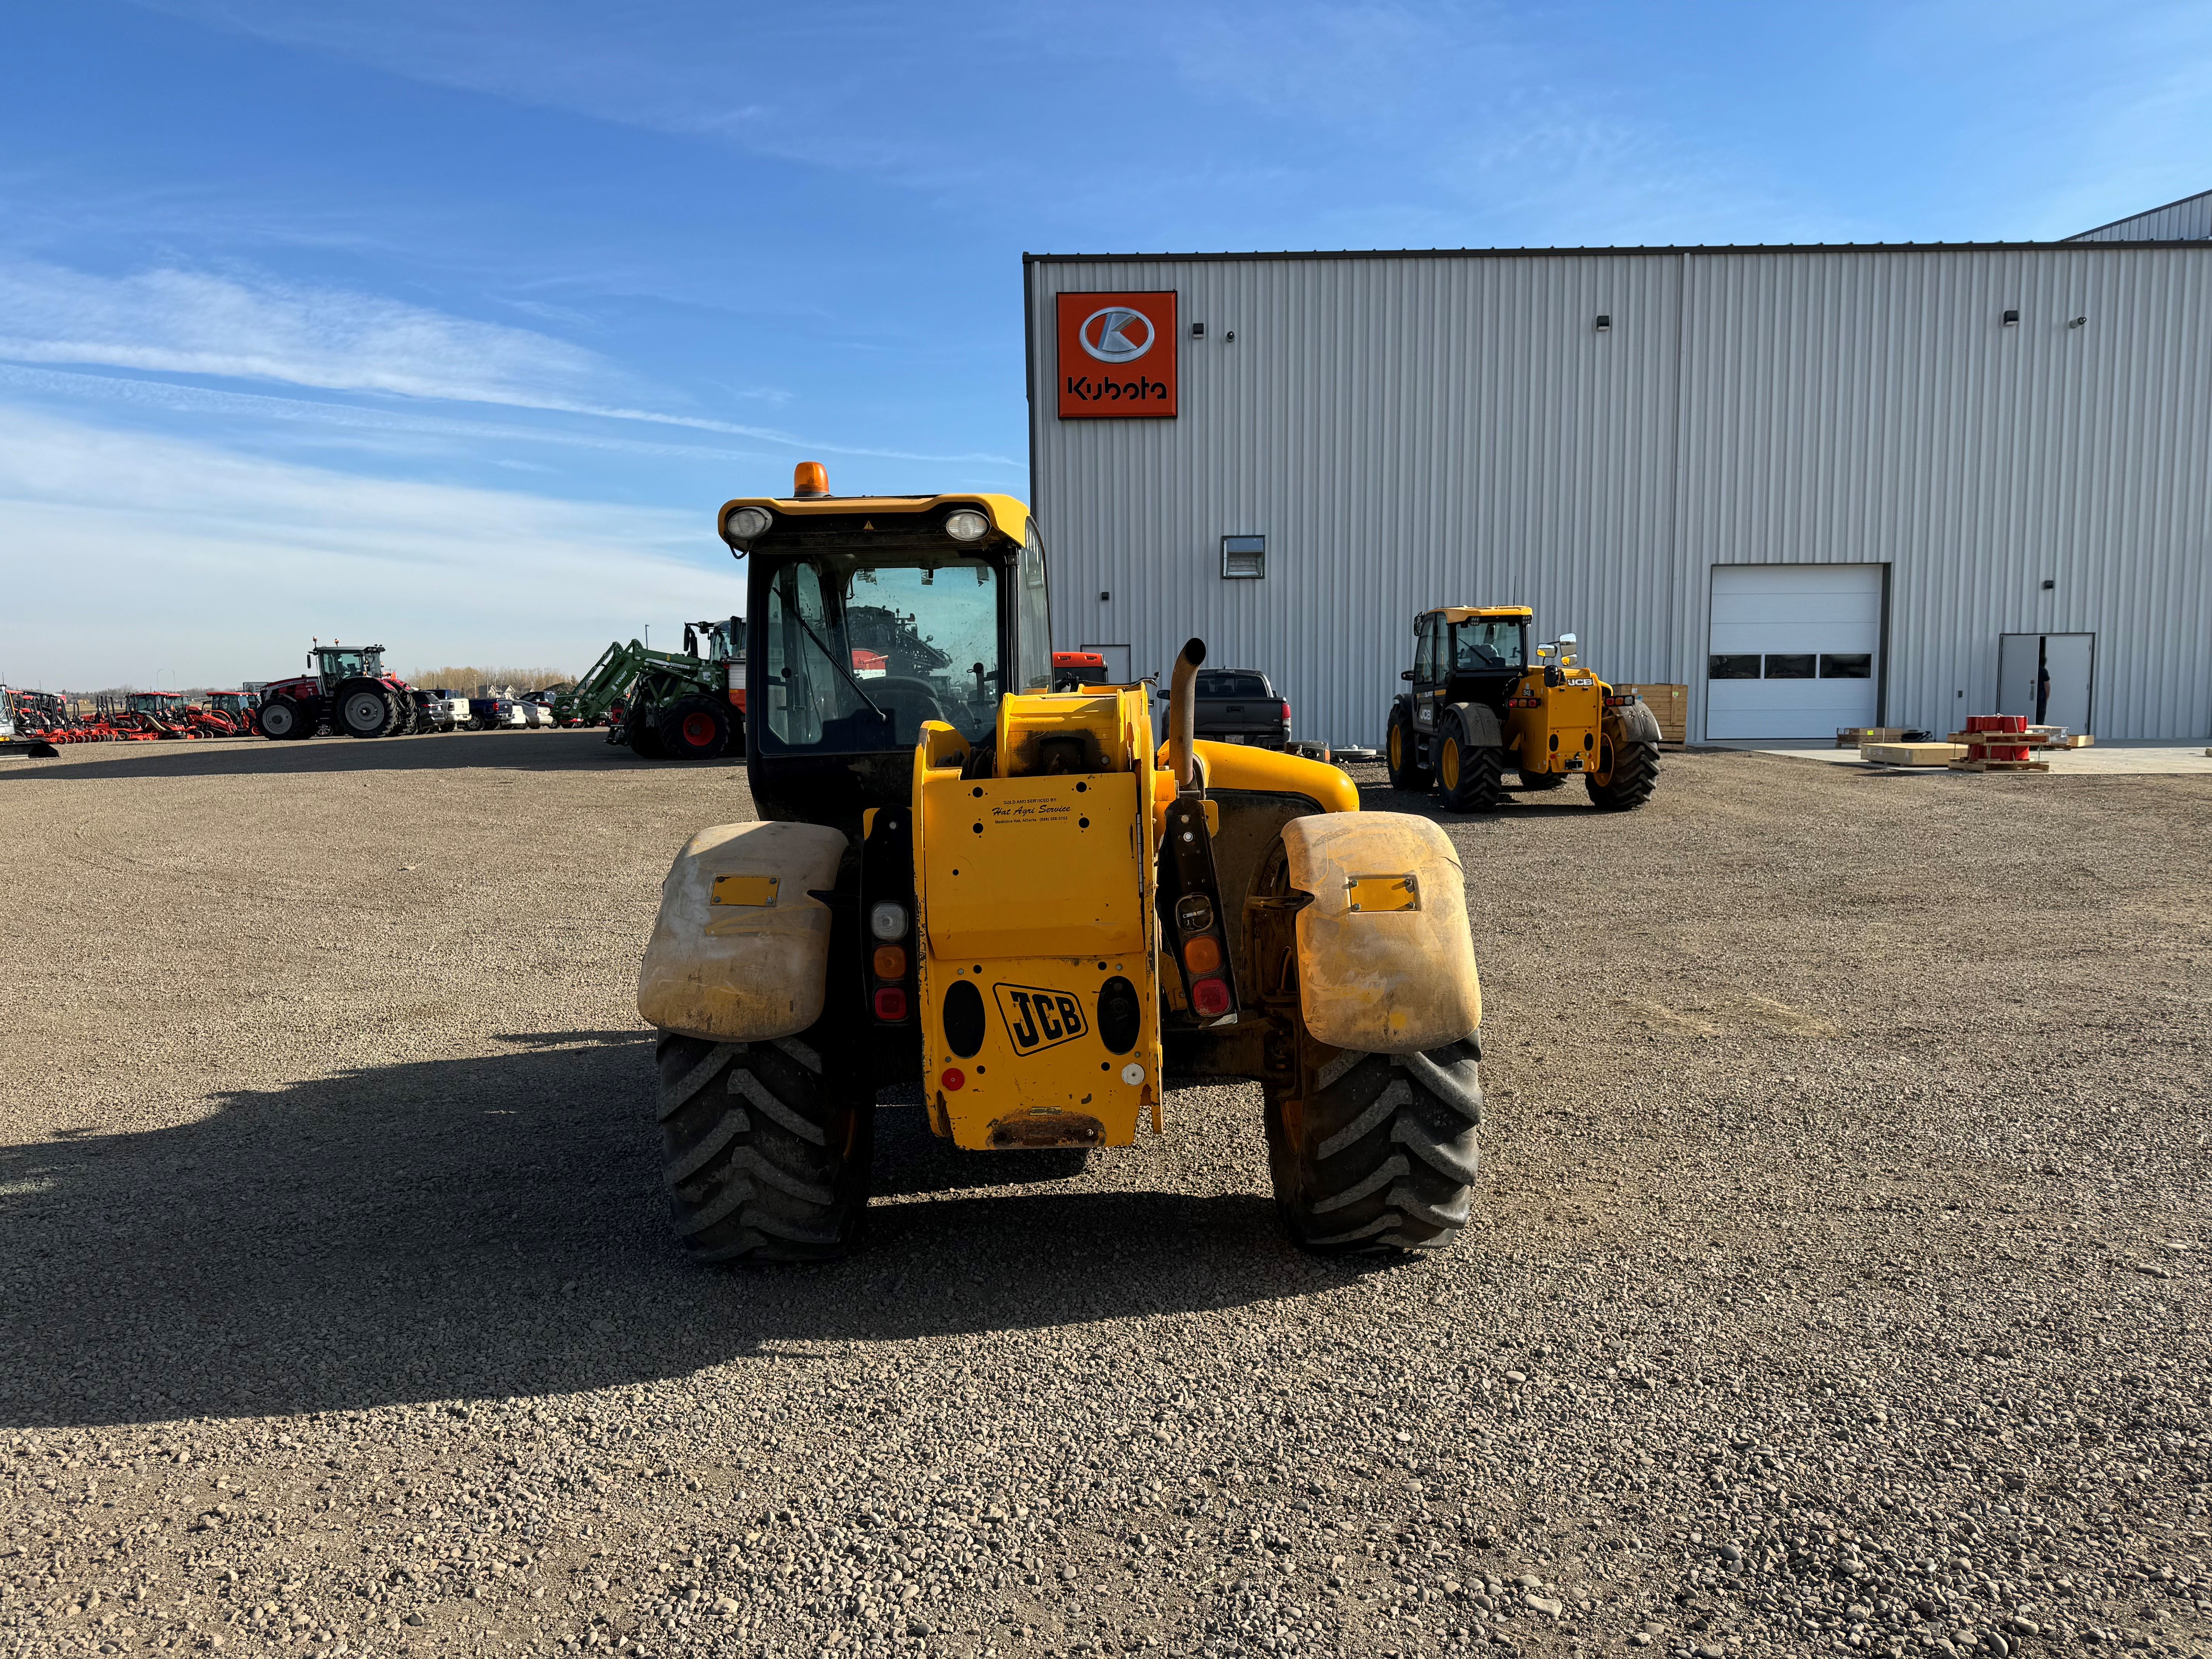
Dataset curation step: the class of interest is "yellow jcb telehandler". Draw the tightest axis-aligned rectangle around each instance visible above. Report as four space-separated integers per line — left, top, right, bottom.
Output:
1385 606 1662 812
636 465 1487 1262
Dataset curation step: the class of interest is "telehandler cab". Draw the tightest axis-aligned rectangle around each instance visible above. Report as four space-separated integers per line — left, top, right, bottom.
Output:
638 465 1487 1262
1386 606 1662 812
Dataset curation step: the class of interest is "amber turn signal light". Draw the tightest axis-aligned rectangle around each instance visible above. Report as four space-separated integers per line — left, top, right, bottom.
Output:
872 945 907 980
1182 936 1222 974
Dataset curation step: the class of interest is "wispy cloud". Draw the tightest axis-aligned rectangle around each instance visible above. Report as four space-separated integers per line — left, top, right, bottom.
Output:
0 407 733 690
0 258 630 408
0 363 899 472
0 263 1019 465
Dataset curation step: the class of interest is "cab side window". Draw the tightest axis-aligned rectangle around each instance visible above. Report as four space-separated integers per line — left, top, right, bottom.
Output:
1415 617 1440 685
1015 523 1052 691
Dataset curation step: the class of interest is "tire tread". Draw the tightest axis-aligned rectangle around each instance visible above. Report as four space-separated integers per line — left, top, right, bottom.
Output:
1586 738 1659 811
1264 1037 1484 1255
653 1028 870 1264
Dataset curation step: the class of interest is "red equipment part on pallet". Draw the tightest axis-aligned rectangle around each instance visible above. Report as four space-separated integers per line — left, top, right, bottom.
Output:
1964 714 2030 763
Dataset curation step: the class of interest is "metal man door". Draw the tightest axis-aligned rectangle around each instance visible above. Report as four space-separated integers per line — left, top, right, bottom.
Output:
1996 633 2095 731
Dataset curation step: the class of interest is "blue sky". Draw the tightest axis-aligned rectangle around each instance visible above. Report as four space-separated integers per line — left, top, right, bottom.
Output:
2 0 2207 688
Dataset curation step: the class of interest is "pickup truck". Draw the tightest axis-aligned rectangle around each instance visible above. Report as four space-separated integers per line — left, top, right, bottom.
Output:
1190 668 1291 749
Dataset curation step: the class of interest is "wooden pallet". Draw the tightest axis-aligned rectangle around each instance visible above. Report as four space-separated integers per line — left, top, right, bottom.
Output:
1948 757 2050 773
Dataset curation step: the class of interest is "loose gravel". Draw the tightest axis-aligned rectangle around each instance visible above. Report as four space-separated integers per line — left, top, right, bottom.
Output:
1 730 2207 1659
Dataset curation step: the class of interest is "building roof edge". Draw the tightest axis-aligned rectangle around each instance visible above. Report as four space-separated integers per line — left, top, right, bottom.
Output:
1022 239 2210 266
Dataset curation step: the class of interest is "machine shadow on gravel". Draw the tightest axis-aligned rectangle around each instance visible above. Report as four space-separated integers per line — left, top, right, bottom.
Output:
1357 780 1599 818
0 1036 1318 1429
0 731 702 784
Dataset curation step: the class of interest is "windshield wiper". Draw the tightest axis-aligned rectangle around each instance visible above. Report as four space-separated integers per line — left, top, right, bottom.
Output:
795 614 890 726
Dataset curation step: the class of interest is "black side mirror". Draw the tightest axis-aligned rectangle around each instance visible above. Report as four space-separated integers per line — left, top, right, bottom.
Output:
1401 670 1415 681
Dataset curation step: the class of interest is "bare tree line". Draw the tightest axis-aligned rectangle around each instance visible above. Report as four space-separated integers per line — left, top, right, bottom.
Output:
407 666 576 696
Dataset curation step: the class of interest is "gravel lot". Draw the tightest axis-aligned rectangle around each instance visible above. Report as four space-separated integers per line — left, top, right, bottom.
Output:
2 730 2207 1659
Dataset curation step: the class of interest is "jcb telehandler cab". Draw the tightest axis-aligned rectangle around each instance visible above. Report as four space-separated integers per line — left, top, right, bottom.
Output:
637 465 1487 1262
1386 606 1662 812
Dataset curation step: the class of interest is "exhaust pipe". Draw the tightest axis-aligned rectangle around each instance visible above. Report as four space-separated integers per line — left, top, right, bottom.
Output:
1167 637 1206 792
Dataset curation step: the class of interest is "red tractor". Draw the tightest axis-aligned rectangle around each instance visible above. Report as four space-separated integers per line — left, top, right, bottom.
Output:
254 642 418 740
203 690 257 733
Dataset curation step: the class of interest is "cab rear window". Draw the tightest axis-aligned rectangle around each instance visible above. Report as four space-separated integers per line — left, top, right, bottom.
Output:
1196 673 1270 699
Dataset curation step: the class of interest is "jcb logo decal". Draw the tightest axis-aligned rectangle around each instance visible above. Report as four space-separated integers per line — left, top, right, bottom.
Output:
993 984 1089 1053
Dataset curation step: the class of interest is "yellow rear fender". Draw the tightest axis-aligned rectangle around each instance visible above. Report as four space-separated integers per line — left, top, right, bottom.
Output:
637 821 849 1041
1280 814 1481 1055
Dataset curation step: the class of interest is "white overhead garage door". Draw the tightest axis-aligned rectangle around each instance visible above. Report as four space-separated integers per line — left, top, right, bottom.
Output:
1706 564 1883 740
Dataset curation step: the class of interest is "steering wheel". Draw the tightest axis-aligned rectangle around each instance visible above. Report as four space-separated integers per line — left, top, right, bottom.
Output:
871 675 950 727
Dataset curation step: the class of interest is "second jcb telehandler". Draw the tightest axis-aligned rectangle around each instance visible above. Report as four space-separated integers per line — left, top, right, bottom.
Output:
1386 606 1662 812
637 464 1487 1263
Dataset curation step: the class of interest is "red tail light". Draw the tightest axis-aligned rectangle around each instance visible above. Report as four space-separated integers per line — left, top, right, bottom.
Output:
1279 701 1291 726
1190 977 1232 1018
872 987 908 1022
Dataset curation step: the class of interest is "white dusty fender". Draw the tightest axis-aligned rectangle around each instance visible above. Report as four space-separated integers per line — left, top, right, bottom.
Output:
1605 699 1664 746
636 821 848 1042
1280 813 1482 1055
1443 701 1504 747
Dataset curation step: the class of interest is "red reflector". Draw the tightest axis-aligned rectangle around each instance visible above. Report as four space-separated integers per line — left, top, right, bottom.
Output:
1190 977 1232 1017
940 1066 964 1091
873 987 908 1022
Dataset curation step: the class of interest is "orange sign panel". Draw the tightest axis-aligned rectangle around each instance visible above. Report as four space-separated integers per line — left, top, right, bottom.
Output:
1055 291 1177 419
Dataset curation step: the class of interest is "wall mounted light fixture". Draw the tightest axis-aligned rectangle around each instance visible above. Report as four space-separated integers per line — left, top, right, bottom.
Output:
2002 309 2019 326
1594 314 1611 332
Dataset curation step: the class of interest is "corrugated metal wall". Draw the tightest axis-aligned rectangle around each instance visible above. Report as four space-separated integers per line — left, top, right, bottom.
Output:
2069 189 2212 243
1026 243 2210 745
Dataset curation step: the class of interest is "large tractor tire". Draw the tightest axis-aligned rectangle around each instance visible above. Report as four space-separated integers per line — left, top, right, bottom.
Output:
335 680 396 738
658 695 732 763
654 1027 874 1263
255 698 310 740
1435 714 1506 812
626 714 667 760
1586 736 1659 811
1264 1041 1484 1254
1384 708 1431 792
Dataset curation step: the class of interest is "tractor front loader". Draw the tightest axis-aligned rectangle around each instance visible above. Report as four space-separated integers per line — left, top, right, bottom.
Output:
636 465 1486 1264
557 623 745 761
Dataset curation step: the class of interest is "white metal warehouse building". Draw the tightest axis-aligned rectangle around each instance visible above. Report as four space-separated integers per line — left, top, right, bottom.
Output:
1022 189 2211 747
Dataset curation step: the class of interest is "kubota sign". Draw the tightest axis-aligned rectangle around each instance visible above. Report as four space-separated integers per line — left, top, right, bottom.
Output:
1056 290 1177 419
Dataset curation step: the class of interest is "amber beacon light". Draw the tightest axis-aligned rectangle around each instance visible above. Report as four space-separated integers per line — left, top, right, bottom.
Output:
792 460 830 497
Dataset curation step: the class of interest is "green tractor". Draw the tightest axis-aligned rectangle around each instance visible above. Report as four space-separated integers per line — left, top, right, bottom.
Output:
556 618 746 761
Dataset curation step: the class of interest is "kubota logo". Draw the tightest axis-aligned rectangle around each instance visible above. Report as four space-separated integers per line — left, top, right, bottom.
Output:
1078 306 1155 363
